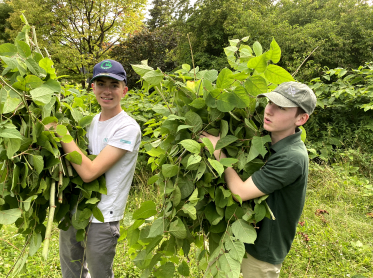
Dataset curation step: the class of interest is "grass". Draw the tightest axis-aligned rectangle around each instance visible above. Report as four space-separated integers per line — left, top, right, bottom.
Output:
1 163 373 277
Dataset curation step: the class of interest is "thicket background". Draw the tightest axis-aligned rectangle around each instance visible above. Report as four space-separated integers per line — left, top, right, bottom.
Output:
0 0 373 277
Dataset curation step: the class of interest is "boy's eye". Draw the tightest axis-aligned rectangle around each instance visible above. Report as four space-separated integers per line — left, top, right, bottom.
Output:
279 106 285 110
268 100 273 105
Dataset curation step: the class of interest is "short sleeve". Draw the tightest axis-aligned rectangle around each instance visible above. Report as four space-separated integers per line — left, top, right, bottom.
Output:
252 155 303 194
107 124 141 152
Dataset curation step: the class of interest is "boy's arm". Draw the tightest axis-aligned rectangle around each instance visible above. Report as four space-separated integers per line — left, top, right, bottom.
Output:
60 140 127 183
46 123 127 183
201 132 266 201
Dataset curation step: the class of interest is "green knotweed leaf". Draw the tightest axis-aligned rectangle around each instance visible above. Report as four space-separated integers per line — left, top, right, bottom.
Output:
92 206 104 222
300 126 307 142
231 219 257 244
188 188 199 205
132 63 153 77
154 262 175 278
201 137 214 156
2 96 22 114
220 120 229 138
215 135 238 150
189 98 206 109
224 236 245 263
66 151 82 165
56 125 67 136
79 115 94 128
187 154 201 169
86 197 100 205
0 43 17 56
98 176 107 195
142 70 163 86
0 128 23 139
177 125 193 133
219 158 238 167
216 68 234 89
15 40 31 58
61 134 73 143
30 87 54 105
76 229 85 242
251 135 271 157
147 174 159 185
208 158 224 177
179 139 201 154
29 232 42 256
43 79 61 93
218 252 241 278
217 91 237 112
264 65 294 84
247 54 267 73
254 203 266 222
32 155 44 175
0 208 22 225
172 186 181 206
5 138 21 159
169 218 187 239
148 217 169 238
23 195 37 211
177 176 194 199
178 261 190 276
84 180 99 192
182 203 197 220
185 110 203 133
245 76 268 96
195 161 206 182
162 164 178 178
205 203 223 225
253 41 263 56
133 201 157 220
266 38 281 64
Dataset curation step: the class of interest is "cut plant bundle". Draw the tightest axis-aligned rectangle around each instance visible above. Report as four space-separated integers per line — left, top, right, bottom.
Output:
126 37 299 277
0 15 106 275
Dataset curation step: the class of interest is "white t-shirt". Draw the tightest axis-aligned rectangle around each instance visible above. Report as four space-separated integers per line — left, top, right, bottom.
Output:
86 110 141 223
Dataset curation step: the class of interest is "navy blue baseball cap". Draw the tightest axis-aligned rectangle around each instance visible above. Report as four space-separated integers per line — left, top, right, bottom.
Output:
90 59 127 84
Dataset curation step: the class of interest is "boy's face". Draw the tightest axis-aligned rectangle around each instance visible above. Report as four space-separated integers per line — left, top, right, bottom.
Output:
92 77 128 111
263 100 309 134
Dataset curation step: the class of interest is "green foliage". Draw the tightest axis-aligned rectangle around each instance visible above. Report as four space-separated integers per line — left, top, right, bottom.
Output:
0 2 13 44
6 0 146 85
305 63 373 167
123 37 294 277
0 18 106 275
111 27 179 88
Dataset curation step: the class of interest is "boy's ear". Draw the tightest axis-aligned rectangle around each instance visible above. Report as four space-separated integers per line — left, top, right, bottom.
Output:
122 86 128 97
296 113 309 126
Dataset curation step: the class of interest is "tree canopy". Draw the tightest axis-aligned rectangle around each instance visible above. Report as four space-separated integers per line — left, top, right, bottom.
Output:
6 0 147 84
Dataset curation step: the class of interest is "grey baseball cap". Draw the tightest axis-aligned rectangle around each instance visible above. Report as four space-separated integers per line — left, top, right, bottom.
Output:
257 81 317 115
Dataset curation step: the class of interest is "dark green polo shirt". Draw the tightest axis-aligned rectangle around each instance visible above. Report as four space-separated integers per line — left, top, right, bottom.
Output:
245 129 309 265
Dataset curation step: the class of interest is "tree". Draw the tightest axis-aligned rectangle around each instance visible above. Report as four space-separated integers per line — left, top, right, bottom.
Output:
6 0 147 85
0 2 13 43
111 27 179 88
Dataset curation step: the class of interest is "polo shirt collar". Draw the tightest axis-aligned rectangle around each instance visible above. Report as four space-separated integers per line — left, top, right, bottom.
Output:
270 128 303 153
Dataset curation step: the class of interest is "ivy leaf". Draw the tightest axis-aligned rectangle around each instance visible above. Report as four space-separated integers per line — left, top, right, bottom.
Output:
179 139 201 154
264 65 294 84
162 164 178 178
208 158 224 177
169 218 187 239
133 201 157 220
182 203 197 220
215 135 238 150
0 208 22 225
92 207 104 222
231 219 257 244
66 151 82 165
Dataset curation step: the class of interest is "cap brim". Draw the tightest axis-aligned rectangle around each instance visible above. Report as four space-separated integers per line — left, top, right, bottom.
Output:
257 92 298 108
90 73 126 84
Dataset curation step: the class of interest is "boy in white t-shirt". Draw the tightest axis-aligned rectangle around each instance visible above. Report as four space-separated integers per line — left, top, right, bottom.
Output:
57 60 141 278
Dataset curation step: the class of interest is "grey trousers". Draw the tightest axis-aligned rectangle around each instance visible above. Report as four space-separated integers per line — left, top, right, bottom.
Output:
59 221 120 278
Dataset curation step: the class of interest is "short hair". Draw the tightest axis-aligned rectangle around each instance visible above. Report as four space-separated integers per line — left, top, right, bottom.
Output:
94 78 126 87
296 107 306 116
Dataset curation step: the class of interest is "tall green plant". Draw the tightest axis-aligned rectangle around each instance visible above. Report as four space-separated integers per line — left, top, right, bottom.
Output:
0 16 105 276
123 37 295 277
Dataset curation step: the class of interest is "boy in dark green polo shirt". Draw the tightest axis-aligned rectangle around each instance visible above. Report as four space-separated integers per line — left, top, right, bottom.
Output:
201 81 316 277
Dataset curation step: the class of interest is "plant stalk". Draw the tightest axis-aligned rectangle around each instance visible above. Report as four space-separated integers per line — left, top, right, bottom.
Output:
58 162 63 203
42 181 56 260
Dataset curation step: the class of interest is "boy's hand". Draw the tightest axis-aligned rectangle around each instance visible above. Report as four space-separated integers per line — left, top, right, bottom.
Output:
44 122 57 131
